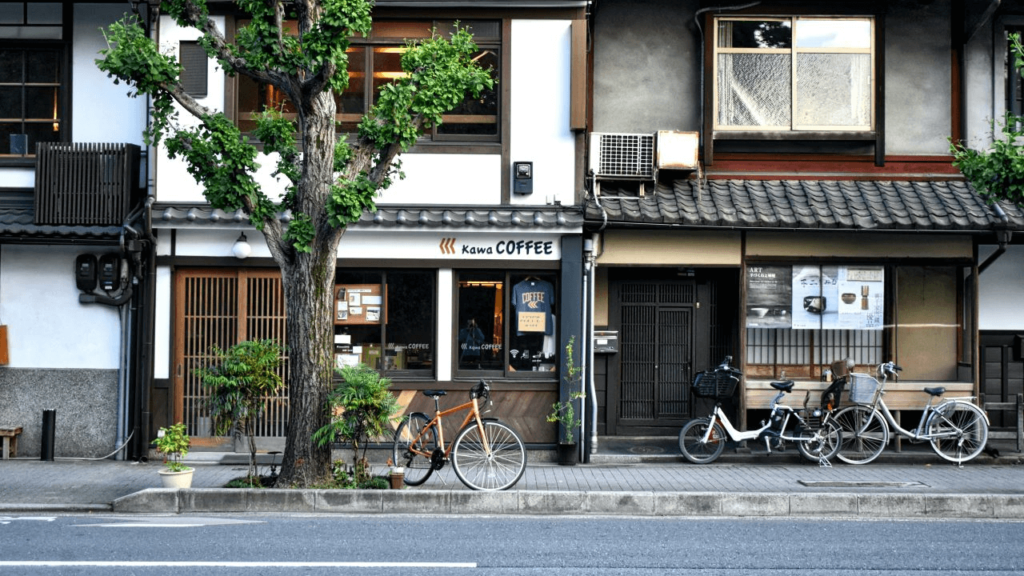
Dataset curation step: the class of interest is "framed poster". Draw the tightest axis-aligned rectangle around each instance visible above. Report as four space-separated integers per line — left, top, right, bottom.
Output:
334 284 382 325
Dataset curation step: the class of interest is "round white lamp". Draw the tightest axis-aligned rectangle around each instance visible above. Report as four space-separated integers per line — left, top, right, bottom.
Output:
231 232 252 259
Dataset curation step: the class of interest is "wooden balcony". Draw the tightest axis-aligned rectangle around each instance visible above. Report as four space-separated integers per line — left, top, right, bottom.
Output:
34 143 142 226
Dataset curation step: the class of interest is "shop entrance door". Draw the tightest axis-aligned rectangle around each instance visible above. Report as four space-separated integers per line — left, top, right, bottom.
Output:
172 268 290 439
614 281 696 435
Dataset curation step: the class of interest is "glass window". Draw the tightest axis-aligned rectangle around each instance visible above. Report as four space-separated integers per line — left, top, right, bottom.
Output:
0 45 63 157
1007 27 1023 117
456 271 558 377
715 16 873 132
236 19 500 143
334 270 435 377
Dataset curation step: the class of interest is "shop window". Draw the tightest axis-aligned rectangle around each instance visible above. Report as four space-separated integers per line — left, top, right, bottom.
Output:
456 271 558 378
236 19 500 143
745 263 967 381
745 264 885 378
333 270 435 377
0 2 65 161
714 16 873 133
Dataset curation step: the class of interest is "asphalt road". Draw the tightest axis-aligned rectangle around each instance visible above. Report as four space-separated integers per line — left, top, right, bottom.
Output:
1 514 1022 575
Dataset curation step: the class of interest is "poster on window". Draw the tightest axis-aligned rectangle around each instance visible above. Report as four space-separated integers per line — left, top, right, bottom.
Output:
791 265 840 329
746 265 792 328
334 284 382 325
837 266 885 330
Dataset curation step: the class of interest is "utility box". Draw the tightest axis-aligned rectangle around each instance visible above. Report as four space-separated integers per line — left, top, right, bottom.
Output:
593 330 618 354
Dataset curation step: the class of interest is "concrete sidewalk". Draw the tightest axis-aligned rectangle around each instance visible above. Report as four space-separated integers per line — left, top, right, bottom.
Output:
1 445 1022 519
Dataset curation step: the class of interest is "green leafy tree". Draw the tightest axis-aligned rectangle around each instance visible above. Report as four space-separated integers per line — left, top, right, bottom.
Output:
313 364 402 484
196 339 285 484
951 33 1024 205
96 0 493 486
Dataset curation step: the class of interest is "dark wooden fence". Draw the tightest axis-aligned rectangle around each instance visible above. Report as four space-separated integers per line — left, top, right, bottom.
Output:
34 143 141 226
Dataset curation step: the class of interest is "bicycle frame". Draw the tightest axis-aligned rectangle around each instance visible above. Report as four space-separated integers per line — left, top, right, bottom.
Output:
868 395 980 442
701 390 804 444
408 394 490 460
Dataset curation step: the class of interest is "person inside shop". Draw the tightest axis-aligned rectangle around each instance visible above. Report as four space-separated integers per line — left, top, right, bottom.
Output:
458 318 486 368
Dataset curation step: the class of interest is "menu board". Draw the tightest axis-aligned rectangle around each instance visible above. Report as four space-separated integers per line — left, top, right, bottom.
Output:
334 284 382 325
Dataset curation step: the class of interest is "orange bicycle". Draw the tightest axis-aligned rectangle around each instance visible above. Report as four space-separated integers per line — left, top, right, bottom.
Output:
392 380 527 491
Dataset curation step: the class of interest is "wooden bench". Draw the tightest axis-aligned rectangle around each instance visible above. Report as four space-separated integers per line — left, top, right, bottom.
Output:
0 426 22 459
981 393 1024 453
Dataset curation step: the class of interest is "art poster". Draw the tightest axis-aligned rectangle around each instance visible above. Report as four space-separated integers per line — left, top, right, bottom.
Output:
791 265 839 330
837 266 885 330
746 265 792 328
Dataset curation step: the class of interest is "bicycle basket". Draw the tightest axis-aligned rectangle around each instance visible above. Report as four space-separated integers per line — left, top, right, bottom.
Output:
848 373 880 405
692 369 740 399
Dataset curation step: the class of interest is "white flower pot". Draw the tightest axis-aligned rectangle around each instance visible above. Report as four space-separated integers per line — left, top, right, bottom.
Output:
158 468 194 489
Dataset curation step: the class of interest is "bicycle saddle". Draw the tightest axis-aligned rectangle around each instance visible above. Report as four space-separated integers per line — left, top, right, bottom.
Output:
422 390 447 398
924 387 946 397
770 380 795 392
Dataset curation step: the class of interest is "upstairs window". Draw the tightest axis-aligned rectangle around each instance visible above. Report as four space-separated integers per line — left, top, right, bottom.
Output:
714 17 874 133
236 19 500 143
0 2 64 160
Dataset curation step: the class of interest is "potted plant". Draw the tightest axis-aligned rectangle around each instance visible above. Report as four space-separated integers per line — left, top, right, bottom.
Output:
386 459 405 490
547 336 585 466
153 422 193 488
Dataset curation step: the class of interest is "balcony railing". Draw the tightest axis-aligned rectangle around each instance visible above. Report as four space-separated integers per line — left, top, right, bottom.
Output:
34 143 142 226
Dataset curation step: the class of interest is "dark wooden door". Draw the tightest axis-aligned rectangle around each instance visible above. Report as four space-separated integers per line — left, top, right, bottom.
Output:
616 282 695 434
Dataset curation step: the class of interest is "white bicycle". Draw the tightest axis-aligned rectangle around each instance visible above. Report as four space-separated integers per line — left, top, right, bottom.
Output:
678 357 842 465
833 362 989 465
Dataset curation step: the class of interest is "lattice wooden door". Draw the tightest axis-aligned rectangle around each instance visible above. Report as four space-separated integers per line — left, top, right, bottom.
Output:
618 282 695 431
174 269 289 437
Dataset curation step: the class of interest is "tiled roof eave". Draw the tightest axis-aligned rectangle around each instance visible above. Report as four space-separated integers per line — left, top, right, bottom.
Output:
151 203 585 231
583 179 1024 233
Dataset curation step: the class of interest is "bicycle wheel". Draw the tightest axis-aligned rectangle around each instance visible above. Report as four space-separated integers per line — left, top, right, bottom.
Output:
678 417 726 464
796 420 843 462
452 420 527 491
833 405 888 465
927 401 989 463
392 413 437 486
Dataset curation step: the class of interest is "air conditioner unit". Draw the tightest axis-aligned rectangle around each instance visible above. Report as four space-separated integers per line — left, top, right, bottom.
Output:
589 133 655 181
588 131 699 196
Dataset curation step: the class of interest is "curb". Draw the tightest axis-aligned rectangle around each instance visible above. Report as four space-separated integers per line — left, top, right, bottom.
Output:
111 489 1024 519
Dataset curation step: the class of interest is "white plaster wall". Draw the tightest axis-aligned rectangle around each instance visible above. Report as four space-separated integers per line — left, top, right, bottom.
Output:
979 244 1024 331
170 229 271 258
73 5 147 145
964 20 997 146
154 266 172 379
0 245 121 369
377 154 502 204
510 19 575 206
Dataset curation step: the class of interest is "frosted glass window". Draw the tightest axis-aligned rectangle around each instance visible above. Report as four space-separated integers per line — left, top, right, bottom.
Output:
714 16 874 132
796 53 871 127
717 53 791 127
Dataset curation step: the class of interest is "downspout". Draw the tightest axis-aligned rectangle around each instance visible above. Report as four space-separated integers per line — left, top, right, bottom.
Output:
586 233 602 454
978 205 1012 274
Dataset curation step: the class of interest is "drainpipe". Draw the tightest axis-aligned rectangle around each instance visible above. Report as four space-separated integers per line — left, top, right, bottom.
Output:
585 233 601 454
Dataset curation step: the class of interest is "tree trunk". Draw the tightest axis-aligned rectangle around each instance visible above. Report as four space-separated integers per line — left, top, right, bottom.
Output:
274 90 344 488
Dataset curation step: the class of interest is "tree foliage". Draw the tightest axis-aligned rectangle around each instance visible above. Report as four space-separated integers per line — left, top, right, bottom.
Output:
96 0 494 486
950 33 1024 206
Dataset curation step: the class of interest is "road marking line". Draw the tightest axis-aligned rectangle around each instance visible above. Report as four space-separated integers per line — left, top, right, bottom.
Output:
0 561 476 568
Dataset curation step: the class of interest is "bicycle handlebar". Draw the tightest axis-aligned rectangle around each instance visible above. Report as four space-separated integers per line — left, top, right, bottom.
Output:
471 379 491 400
